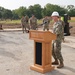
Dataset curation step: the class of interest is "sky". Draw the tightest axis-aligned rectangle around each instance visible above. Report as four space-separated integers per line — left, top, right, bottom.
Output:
0 0 75 10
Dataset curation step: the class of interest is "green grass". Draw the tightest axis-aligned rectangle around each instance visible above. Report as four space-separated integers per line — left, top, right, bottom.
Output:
68 20 75 22
0 19 43 25
0 20 21 24
0 19 75 25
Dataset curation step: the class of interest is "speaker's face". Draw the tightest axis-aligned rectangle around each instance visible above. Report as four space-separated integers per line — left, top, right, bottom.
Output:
52 16 59 22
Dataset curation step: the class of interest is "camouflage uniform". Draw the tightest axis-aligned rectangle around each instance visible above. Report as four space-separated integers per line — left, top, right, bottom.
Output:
59 20 65 42
52 20 64 63
30 17 37 30
24 15 30 31
21 16 26 33
43 17 50 31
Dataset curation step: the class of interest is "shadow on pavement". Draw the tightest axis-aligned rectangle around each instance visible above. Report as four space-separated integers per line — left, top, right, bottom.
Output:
45 69 65 75
63 66 75 73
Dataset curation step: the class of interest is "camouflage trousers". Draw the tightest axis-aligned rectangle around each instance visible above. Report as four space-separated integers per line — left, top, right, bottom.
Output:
31 24 37 30
26 23 30 30
52 40 63 62
22 24 26 33
43 24 49 31
22 23 30 33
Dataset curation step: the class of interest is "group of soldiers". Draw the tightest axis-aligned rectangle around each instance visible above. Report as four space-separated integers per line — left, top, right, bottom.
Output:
21 14 37 33
21 14 51 33
21 11 65 68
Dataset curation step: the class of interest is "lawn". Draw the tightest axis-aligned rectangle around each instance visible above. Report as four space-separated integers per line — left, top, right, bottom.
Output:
0 20 21 25
0 17 75 25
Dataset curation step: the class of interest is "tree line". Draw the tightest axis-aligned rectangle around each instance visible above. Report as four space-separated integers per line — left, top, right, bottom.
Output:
0 3 75 20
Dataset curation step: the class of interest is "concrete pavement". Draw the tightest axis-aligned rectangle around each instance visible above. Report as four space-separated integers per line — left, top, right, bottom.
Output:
0 30 75 75
63 36 75 48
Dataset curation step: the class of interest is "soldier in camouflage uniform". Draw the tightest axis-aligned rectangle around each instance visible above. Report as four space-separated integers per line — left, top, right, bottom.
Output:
24 15 30 32
21 16 26 33
51 11 64 68
43 16 50 31
29 15 37 30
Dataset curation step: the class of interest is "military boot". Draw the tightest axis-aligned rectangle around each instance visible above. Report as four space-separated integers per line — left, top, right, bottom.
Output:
57 61 64 68
52 60 59 65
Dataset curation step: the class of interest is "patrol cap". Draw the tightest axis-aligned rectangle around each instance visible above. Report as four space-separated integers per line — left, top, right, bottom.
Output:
51 11 59 17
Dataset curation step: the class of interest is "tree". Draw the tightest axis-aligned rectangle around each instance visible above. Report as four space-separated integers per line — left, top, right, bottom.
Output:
68 9 75 17
42 3 66 17
28 5 34 17
41 8 46 17
33 4 42 19
28 4 42 19
12 11 19 19
1 3 75 20
67 5 75 11
2 9 13 20
14 6 27 18
0 7 5 19
0 12 2 19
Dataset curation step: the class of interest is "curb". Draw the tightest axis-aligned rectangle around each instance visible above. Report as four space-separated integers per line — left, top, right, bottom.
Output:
0 28 22 32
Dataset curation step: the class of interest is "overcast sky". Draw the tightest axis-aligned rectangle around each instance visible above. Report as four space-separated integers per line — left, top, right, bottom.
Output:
0 0 75 10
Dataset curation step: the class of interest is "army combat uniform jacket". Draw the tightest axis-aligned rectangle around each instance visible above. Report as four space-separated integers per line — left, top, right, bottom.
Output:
43 18 50 31
53 20 64 42
30 17 37 30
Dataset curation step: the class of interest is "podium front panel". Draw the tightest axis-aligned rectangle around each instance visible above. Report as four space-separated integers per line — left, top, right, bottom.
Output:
35 42 42 65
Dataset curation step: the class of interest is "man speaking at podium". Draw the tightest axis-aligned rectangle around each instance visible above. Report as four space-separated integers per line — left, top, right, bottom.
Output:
51 11 64 68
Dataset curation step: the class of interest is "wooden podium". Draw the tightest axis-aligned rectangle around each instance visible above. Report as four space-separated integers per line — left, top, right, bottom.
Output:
29 30 56 73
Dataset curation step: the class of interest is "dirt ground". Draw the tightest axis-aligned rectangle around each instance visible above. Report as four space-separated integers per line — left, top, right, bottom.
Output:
1 22 75 36
69 22 75 36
